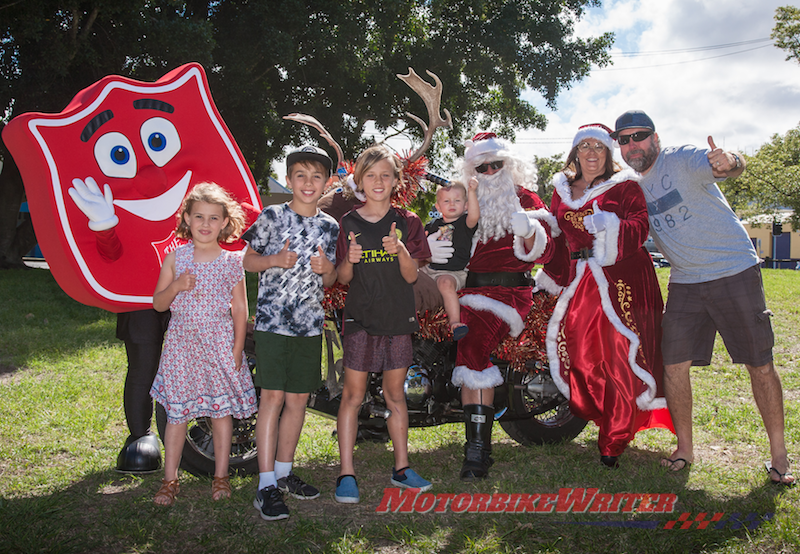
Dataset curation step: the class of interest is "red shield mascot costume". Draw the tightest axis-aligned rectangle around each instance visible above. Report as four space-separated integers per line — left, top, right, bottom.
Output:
3 63 261 472
450 133 559 480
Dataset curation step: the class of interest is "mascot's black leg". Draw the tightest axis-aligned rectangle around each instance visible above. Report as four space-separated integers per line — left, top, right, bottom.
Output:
115 310 169 474
460 404 494 481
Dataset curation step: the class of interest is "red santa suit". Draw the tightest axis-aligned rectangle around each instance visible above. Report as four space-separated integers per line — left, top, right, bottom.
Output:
537 169 673 457
453 186 559 389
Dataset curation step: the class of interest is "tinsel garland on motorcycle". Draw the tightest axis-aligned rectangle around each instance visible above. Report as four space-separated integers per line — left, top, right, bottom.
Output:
323 284 557 372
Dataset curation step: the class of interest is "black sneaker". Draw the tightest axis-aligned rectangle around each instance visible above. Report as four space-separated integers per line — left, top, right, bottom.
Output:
253 485 289 521
277 472 320 500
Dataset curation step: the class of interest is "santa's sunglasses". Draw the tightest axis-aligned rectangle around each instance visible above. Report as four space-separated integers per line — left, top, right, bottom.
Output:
616 130 654 146
475 160 504 174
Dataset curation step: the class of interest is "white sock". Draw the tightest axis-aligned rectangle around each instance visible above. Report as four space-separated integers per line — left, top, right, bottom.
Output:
274 460 293 480
258 471 277 490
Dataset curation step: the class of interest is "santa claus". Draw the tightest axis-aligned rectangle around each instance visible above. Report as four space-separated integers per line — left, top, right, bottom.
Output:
431 132 559 480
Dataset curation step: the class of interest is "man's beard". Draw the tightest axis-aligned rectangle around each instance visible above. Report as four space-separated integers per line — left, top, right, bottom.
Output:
624 140 659 172
474 169 523 243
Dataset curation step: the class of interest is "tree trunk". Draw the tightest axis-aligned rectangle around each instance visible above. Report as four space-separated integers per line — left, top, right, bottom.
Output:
0 142 38 269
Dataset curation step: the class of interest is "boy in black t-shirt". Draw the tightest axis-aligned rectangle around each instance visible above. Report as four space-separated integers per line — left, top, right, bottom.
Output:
422 178 479 340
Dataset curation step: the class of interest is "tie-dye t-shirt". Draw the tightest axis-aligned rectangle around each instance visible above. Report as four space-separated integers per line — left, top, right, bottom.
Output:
244 203 339 337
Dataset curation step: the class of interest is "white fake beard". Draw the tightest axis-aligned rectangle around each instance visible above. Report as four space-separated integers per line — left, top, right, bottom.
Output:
475 169 523 243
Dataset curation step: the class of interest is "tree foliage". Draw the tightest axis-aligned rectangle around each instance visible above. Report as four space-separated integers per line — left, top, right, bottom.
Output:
772 5 800 63
0 0 612 267
721 125 800 230
533 153 566 206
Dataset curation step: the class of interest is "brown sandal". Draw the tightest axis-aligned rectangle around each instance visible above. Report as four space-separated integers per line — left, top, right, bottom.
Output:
212 476 231 501
154 479 179 506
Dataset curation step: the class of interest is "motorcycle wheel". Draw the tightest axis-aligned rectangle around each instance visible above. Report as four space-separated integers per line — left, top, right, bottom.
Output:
155 403 260 476
499 371 587 445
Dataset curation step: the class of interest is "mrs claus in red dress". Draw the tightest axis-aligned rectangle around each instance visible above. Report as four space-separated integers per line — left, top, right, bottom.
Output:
535 123 673 468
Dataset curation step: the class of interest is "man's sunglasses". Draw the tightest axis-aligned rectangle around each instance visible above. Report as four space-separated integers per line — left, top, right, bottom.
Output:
617 131 654 146
476 160 504 174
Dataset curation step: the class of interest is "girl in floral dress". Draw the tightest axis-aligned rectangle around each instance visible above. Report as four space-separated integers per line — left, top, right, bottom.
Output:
150 182 257 505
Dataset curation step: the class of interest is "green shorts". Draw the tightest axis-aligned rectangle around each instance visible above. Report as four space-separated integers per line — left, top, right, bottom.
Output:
253 330 322 393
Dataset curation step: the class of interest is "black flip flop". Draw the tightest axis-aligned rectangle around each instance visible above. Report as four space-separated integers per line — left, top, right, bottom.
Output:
661 457 691 472
765 462 796 487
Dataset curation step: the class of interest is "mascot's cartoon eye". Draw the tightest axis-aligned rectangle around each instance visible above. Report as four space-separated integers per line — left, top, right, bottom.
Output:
140 117 181 167
94 132 137 179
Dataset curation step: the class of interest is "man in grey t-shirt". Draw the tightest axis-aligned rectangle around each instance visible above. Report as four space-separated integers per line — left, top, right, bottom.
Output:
612 110 793 485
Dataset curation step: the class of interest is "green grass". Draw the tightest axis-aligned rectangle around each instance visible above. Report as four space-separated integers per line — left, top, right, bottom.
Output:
0 267 798 553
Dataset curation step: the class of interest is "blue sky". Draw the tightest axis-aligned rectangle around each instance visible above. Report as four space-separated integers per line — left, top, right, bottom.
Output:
275 1 800 181
513 0 800 160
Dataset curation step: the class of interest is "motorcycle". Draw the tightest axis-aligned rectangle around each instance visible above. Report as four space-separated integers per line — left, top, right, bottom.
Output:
156 284 587 476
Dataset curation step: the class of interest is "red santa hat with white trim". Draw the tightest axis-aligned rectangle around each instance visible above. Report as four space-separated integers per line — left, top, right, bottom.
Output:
464 132 512 164
572 123 614 151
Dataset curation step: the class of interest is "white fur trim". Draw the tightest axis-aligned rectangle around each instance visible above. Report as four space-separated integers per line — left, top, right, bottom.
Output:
459 294 525 337
464 136 511 164
513 218 546 262
527 207 560 237
346 174 366 202
545 257 663 411
572 126 614 151
551 169 639 211
590 211 620 267
533 267 564 296
452 364 503 389
546 262 589 400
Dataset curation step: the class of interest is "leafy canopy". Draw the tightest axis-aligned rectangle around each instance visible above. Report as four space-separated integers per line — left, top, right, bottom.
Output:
772 4 800 63
721 125 800 230
0 0 612 266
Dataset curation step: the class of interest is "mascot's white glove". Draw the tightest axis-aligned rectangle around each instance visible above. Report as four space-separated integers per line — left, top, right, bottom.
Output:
583 201 608 235
427 230 454 264
69 177 119 231
511 211 535 239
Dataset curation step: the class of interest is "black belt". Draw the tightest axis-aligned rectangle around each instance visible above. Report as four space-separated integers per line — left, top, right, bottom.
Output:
570 248 593 260
465 271 531 288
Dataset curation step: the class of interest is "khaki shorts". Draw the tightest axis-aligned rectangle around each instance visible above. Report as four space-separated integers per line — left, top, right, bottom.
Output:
661 265 774 367
253 330 322 393
420 265 468 291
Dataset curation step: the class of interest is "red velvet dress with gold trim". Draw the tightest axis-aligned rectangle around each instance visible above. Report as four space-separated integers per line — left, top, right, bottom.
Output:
537 169 673 458
453 186 559 390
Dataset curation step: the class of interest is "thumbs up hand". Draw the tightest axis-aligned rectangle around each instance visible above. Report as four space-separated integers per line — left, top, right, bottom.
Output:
583 201 608 235
310 244 334 275
347 232 363 264
273 239 298 269
382 222 402 255
707 135 737 175
174 271 197 292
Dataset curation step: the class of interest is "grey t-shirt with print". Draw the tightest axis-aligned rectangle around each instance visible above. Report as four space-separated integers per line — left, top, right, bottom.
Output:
637 145 758 284
244 203 339 336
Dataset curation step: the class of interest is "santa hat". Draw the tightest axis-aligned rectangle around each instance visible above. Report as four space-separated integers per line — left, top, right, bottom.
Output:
464 132 511 164
571 123 614 151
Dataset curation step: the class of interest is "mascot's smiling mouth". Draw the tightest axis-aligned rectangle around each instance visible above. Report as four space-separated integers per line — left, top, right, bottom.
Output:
113 170 192 221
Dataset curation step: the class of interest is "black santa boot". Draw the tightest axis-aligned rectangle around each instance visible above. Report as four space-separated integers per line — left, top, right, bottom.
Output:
460 404 494 481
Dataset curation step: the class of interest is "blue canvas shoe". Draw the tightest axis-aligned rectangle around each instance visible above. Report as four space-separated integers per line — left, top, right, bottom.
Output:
390 467 432 491
334 475 360 504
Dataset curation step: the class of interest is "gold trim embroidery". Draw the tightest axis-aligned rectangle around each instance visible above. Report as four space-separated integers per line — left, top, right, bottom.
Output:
564 208 594 232
615 279 643 356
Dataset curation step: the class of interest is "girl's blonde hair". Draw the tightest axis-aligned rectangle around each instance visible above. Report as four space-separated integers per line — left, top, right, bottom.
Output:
352 144 404 193
176 182 246 243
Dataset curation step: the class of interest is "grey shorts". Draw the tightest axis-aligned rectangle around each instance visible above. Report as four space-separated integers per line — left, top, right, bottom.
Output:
420 265 468 290
661 265 774 367
342 330 412 373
